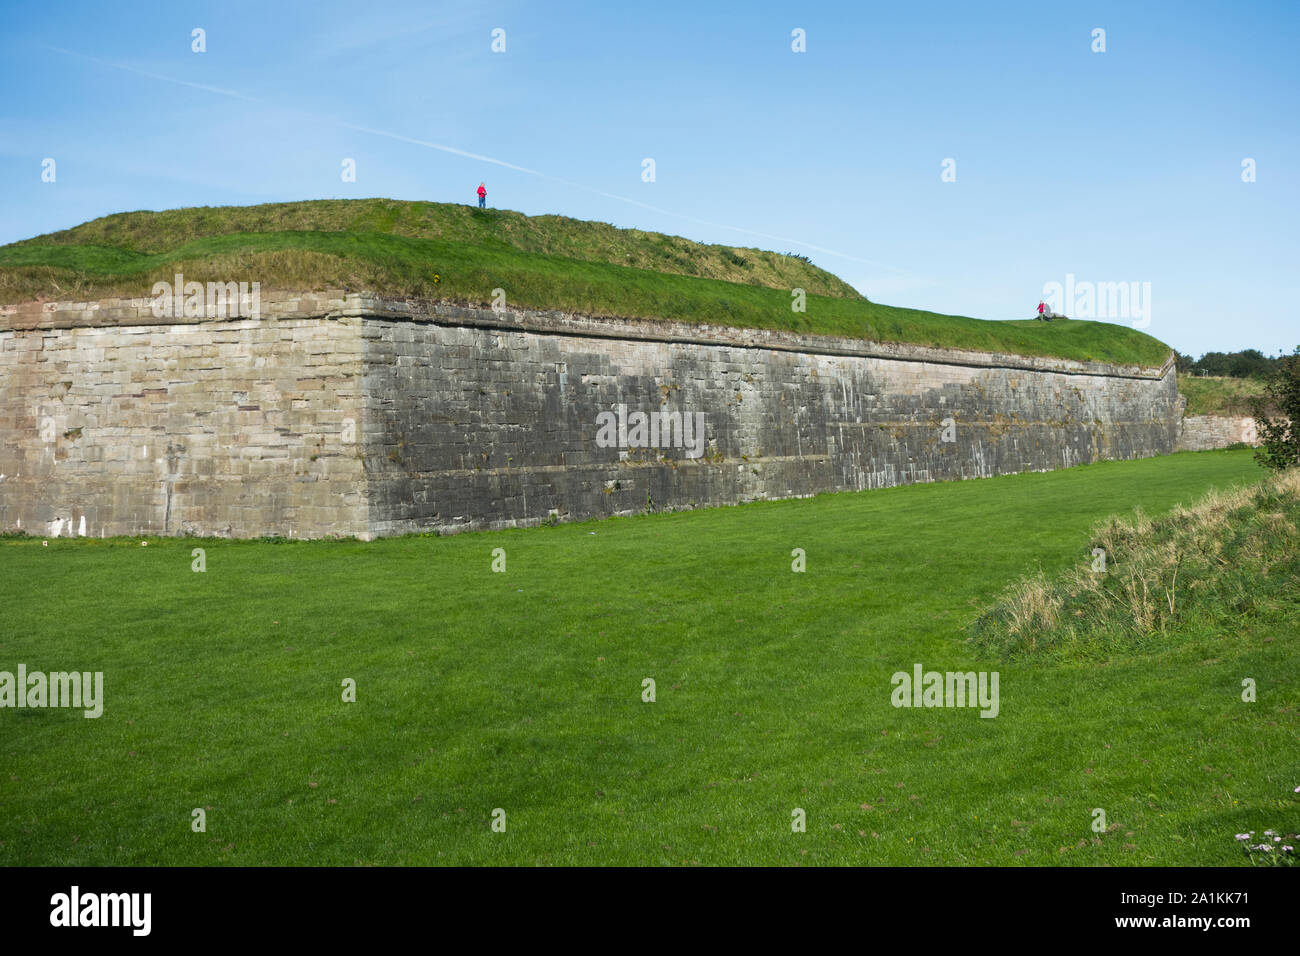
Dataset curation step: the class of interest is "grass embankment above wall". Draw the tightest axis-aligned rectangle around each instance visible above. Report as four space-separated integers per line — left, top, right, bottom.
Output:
1178 375 1272 416
0 199 1173 367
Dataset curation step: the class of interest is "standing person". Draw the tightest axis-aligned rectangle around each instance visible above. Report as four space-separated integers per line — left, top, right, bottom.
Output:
1037 299 1047 319
477 182 487 209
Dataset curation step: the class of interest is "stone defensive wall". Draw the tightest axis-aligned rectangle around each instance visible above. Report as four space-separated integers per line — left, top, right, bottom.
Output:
1176 414 1258 452
0 291 1182 539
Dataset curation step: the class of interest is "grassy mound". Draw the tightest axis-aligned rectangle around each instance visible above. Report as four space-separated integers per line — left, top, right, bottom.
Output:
0 199 1173 367
970 466 1300 659
1179 374 1272 417
1 198 861 299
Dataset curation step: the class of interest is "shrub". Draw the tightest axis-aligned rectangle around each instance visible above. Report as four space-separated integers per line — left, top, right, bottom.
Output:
1253 346 1300 471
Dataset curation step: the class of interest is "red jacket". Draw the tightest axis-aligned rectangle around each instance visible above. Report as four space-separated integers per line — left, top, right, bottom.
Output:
477 185 486 197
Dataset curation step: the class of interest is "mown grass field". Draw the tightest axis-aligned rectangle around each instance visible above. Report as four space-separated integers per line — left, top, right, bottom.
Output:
0 199 1172 368
1 448 1293 866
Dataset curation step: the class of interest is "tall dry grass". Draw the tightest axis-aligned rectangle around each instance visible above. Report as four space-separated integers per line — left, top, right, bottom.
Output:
970 469 1300 657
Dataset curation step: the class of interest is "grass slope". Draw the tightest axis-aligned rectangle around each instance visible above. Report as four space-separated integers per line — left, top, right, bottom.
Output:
971 468 1300 659
1 199 862 299
1 449 1293 866
0 200 1173 368
1179 375 1271 417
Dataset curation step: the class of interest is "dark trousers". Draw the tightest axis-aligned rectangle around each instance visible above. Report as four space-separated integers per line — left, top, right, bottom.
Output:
478 196 485 208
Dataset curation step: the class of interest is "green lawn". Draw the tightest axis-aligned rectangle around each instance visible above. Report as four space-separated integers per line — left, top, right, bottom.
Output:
1 449 1293 866
0 200 1172 368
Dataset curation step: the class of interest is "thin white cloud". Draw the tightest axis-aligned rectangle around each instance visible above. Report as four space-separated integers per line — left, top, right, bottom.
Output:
331 121 546 176
42 45 264 104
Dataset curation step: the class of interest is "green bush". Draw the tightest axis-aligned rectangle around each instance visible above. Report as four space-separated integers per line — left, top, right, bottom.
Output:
1253 346 1300 471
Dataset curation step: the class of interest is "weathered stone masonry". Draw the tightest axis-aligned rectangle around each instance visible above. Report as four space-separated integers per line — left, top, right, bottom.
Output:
1176 415 1258 452
0 291 1181 539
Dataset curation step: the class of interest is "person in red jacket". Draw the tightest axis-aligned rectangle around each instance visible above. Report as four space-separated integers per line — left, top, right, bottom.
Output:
477 182 487 209
1037 299 1046 319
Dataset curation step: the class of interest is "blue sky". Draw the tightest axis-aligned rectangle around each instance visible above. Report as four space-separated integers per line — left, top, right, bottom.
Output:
1 0 1296 357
